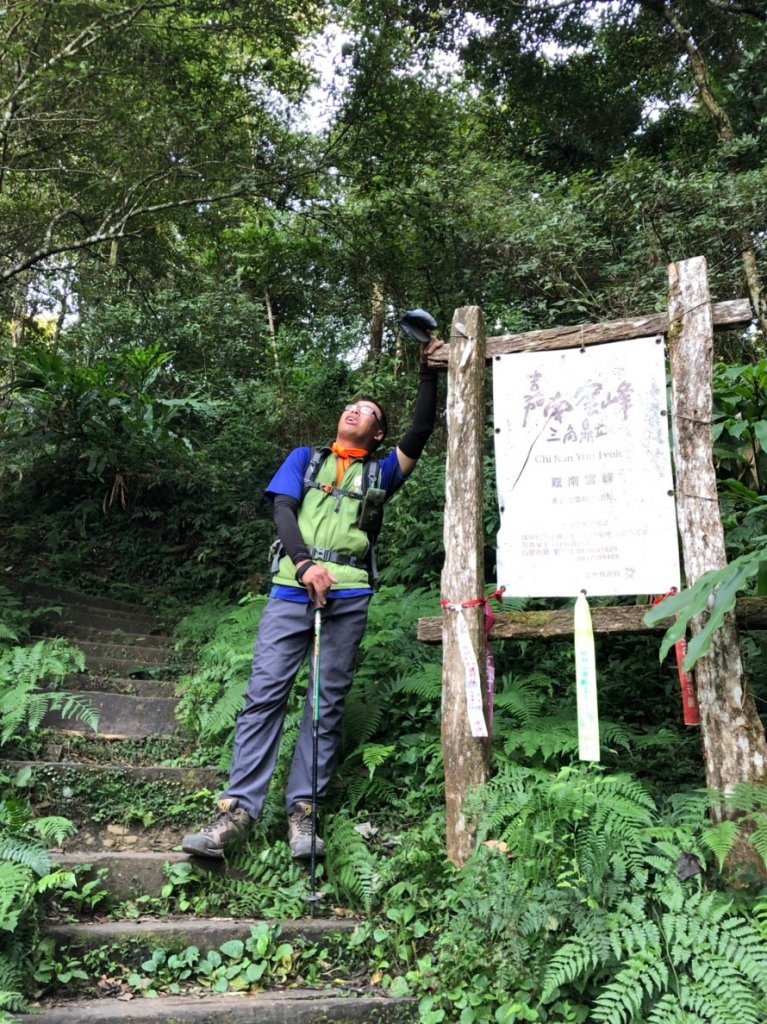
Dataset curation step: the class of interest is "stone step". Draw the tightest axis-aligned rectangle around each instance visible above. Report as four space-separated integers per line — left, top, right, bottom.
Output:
53 851 248 900
72 655 175 679
63 672 177 698
53 638 174 667
45 916 362 957
59 820 192 854
38 734 196 768
35 605 165 636
41 691 180 739
8 762 221 846
24 990 414 1023
4 580 161 618
49 622 174 647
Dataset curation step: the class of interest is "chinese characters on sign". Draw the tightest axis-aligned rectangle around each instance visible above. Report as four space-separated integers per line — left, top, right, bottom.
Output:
493 336 681 597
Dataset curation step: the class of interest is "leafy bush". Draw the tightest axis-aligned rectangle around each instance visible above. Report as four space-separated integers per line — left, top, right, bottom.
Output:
356 766 767 1024
0 591 91 1011
0 589 93 749
713 360 767 497
0 788 77 1013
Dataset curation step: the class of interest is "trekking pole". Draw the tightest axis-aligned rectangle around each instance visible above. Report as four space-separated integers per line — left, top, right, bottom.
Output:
308 603 322 916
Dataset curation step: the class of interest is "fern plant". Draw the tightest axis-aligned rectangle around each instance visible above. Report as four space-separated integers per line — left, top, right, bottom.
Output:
0 634 91 746
542 879 767 1024
174 595 268 752
491 671 642 767
417 765 767 1024
0 600 87 1012
708 782 767 870
0 792 77 1012
325 814 383 915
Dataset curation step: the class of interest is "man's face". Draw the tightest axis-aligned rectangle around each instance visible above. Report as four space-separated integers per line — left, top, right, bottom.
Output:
338 401 385 449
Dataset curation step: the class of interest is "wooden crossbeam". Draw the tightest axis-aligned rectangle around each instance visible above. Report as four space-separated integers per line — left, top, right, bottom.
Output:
417 596 767 644
427 298 752 366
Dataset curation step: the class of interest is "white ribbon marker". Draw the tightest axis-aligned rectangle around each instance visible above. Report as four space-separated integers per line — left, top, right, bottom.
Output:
444 603 488 738
574 592 600 761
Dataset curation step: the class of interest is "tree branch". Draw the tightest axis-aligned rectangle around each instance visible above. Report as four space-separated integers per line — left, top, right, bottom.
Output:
0 3 154 113
639 0 767 335
703 0 766 20
0 185 255 284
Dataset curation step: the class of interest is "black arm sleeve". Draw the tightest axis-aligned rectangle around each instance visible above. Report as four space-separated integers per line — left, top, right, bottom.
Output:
272 495 312 564
398 362 438 460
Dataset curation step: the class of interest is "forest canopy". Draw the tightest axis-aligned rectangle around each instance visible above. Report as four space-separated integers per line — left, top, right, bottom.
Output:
1 0 765 595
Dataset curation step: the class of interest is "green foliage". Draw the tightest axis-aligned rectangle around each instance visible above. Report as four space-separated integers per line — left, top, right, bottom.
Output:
644 549 764 671
54 867 112 919
0 592 95 752
713 360 767 497
543 882 767 1024
3 342 215 504
0 0 324 296
326 815 383 915
643 359 767 672
174 595 268 764
377 450 446 588
700 783 767 873
0 635 91 746
0 786 77 1012
69 923 336 998
1 4 767 1017
158 839 308 920
390 766 767 1024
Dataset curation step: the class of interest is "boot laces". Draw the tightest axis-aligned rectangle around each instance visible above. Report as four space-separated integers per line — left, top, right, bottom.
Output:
292 808 314 836
201 808 237 837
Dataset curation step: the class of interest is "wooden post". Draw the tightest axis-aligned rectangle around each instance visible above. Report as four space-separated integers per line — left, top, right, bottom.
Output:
668 258 767 823
441 306 490 867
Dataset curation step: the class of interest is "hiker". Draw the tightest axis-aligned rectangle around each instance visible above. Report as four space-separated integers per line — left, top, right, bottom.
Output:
182 316 444 860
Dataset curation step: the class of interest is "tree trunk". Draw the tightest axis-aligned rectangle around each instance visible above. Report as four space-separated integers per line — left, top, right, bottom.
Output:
441 306 490 867
651 2 767 335
370 281 384 361
668 258 767 868
264 289 280 375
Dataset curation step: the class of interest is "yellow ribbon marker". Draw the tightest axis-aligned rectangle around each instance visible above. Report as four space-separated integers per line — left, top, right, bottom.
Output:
574 591 600 761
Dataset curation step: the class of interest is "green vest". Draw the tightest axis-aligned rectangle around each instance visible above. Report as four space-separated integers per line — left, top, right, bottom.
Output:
273 454 372 591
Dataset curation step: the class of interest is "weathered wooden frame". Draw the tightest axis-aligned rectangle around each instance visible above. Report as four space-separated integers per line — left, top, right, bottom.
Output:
428 258 767 866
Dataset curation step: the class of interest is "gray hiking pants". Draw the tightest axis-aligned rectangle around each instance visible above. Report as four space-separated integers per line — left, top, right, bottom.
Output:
222 594 370 820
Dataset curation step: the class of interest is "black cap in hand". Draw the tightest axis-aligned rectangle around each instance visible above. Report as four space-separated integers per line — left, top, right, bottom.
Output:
399 308 437 344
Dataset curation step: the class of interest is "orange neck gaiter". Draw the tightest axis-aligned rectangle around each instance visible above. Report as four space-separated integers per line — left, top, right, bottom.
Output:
331 442 369 487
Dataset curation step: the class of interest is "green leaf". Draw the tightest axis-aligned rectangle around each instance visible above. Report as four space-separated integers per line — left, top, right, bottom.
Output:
220 940 244 959
246 961 266 982
644 552 763 671
757 561 767 597
683 558 757 670
752 420 767 452
702 820 740 870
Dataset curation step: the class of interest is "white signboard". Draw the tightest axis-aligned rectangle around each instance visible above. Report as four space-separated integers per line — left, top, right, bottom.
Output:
493 336 680 598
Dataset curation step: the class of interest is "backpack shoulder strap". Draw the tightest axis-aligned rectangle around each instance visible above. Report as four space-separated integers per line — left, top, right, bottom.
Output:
303 445 380 498
302 444 332 496
361 457 381 495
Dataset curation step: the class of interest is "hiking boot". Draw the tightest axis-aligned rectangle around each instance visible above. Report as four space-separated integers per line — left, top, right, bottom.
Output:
181 798 251 859
288 802 325 860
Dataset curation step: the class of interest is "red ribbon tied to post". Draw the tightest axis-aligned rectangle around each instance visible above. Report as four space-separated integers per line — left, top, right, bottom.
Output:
653 589 701 727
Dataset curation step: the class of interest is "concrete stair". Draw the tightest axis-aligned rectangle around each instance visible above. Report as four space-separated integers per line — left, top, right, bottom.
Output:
62 673 177 698
13 583 409 1022
24 991 412 1023
8 763 219 853
41 690 180 739
45 916 361 953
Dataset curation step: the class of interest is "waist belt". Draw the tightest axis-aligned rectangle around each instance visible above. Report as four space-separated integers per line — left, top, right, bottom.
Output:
309 546 366 569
